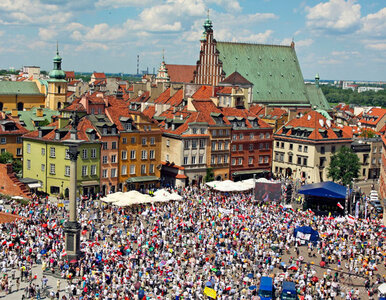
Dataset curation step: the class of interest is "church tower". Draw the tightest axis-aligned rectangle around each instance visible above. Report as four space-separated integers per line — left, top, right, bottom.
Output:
46 44 68 110
156 50 170 84
193 12 225 86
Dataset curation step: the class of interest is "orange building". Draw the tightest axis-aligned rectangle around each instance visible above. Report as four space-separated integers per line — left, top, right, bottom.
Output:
0 112 28 159
106 99 162 191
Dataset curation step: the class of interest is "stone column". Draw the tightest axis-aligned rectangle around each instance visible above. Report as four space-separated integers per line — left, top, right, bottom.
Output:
63 138 82 260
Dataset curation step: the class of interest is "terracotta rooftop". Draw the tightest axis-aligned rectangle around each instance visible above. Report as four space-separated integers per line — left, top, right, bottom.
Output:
92 72 106 79
0 212 26 224
219 71 253 86
165 64 195 83
192 85 214 100
358 108 386 126
61 98 86 112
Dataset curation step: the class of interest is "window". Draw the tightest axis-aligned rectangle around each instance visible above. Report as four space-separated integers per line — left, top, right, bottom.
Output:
111 142 117 150
91 148 97 158
224 155 229 163
111 168 117 178
250 133 254 140
50 147 55 157
166 154 169 161
304 146 308 153
259 143 263 150
141 165 146 174
232 145 236 151
41 164 45 172
111 154 117 163
102 156 108 164
65 166 70 176
238 144 243 151
200 128 206 134
239 134 244 140
211 156 215 164
141 150 147 160
17 148 22 156
120 165 127 175
41 147 45 155
81 165 88 176
82 149 88 159
200 139 205 148
199 155 204 164
192 128 197 134
265 143 269 150
288 155 293 163
183 156 188 165
149 164 154 174
212 130 217 136
130 165 135 174
219 129 223 136
297 156 302 165
50 163 55 174
121 151 127 160
233 134 237 140
332 146 336 153
249 144 253 151
102 169 108 178
218 142 223 150
231 158 236 165
372 158 376 165
259 156 263 164
276 141 279 148
50 186 60 194
102 142 108 150
260 133 264 139
218 156 222 164
320 146 325 154
238 158 242 165
281 142 284 149
122 137 127 144
298 145 302 152
0 137 5 144
265 133 270 139
130 150 136 159
150 137 155 145
184 140 189 149
191 156 196 164
16 137 22 144
166 139 170 147
91 165 97 175
264 156 269 163
248 157 253 165
192 140 197 149
211 141 216 150
64 149 69 160
225 141 229 149
142 138 147 145
131 137 136 144
289 144 293 150
27 159 31 170
149 150 155 159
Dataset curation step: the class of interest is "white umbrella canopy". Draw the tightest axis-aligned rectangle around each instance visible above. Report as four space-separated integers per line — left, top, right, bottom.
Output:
101 192 124 203
378 283 386 294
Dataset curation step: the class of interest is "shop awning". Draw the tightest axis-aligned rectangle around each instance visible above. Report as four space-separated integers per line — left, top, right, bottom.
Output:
28 183 42 188
126 176 159 183
81 180 99 187
232 169 269 176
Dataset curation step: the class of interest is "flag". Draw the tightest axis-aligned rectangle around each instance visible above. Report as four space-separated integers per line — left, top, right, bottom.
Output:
337 202 344 210
151 204 156 212
347 215 355 225
204 287 217 299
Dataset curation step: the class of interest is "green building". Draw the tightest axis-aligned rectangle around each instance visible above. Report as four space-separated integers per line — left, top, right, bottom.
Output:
22 117 101 197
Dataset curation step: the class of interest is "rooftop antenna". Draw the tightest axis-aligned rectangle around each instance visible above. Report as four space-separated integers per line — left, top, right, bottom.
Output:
56 41 59 54
207 8 210 20
137 54 139 75
162 48 165 62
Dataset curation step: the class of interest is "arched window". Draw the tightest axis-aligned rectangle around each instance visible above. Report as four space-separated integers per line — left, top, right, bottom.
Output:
57 102 61 109
58 86 61 94
17 102 24 111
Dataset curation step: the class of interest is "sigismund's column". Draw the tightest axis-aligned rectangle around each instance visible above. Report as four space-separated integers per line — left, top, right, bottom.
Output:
63 113 83 260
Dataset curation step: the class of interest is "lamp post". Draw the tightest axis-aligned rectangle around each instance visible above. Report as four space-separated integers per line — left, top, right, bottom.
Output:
63 113 83 260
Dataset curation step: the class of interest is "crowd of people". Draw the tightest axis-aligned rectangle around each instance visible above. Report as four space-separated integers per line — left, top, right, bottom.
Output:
0 185 385 299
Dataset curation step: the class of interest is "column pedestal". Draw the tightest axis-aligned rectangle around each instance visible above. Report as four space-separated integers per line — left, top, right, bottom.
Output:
64 221 82 260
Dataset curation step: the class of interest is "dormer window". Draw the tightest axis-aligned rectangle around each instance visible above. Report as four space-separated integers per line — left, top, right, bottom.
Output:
102 127 108 135
55 132 60 140
192 128 197 134
112 127 117 134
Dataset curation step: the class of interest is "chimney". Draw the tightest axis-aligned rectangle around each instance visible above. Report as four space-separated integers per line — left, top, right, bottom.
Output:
38 127 43 138
6 163 13 174
11 109 18 117
36 107 43 117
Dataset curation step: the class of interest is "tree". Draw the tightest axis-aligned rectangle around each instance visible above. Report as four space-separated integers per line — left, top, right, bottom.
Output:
0 151 22 177
0 151 13 164
327 146 360 186
204 168 214 182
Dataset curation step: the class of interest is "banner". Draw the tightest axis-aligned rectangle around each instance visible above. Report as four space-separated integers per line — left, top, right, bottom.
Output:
204 287 217 299
296 232 311 241
219 208 233 215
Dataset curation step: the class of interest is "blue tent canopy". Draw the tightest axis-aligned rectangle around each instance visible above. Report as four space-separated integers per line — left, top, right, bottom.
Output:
298 181 347 199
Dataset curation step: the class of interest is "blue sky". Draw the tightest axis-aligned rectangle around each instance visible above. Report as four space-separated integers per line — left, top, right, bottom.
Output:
0 0 385 81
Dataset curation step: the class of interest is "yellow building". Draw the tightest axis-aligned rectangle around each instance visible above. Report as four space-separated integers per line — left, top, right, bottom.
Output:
0 81 45 111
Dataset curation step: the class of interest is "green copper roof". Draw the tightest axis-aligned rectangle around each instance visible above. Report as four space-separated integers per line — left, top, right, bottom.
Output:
0 81 43 95
305 84 331 112
216 42 309 106
11 107 59 131
49 47 66 80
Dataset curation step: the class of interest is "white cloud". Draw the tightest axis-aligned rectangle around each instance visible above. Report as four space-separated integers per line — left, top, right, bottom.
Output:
331 50 360 56
239 30 274 43
317 58 342 65
305 0 361 34
360 7 386 38
365 43 386 51
281 38 313 47
75 42 109 52
95 0 154 8
208 0 241 12
38 28 57 40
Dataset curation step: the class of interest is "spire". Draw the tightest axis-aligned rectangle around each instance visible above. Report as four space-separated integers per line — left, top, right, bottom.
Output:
162 48 165 62
56 40 59 55
203 8 213 32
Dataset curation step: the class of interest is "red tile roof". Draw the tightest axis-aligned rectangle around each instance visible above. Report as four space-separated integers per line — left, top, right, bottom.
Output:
92 72 106 79
220 71 253 86
142 106 156 119
221 107 271 128
0 113 28 135
249 105 264 115
263 108 288 119
165 64 195 83
217 87 233 94
61 98 86 112
0 212 26 224
65 71 75 79
276 110 352 141
358 108 386 126
129 91 150 103
192 85 214 100
154 88 171 104
166 89 184 106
